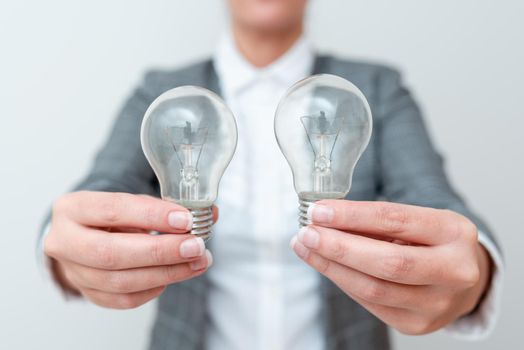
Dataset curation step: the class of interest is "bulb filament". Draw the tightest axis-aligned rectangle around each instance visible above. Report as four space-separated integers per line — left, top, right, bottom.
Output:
301 111 343 193
168 121 208 201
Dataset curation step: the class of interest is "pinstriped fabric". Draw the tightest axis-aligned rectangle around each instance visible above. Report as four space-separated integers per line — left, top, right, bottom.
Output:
47 56 499 350
321 277 390 350
149 276 209 350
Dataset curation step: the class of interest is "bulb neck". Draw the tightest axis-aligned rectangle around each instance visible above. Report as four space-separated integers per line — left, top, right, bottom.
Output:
188 206 213 242
298 197 316 227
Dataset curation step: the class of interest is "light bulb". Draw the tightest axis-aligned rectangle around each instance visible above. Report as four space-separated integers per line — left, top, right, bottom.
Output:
274 74 372 226
141 86 238 240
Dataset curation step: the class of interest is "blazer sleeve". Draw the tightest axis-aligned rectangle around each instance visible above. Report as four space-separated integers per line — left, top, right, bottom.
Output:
37 73 160 277
374 67 503 337
374 67 498 248
71 73 160 196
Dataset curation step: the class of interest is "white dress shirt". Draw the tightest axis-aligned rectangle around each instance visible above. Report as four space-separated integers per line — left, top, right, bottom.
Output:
208 34 324 350
207 32 504 350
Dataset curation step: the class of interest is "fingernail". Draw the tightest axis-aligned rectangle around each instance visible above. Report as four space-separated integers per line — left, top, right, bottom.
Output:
205 249 213 268
308 204 334 224
289 235 298 250
180 237 205 258
297 226 320 249
190 249 213 271
290 235 310 259
168 211 193 231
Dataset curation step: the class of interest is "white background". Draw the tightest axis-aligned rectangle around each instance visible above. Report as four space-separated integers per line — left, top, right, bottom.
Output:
0 0 522 349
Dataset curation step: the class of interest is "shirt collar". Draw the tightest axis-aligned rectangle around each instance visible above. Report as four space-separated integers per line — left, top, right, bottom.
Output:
213 32 315 96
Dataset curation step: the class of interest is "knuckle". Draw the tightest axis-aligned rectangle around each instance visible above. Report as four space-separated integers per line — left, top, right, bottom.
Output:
142 203 161 228
96 238 116 269
62 268 78 287
74 190 92 199
327 240 347 261
461 220 478 243
314 255 331 274
395 324 415 336
414 319 436 335
52 197 66 215
377 203 409 233
52 193 75 216
441 209 456 219
107 272 131 292
304 252 330 275
153 286 166 297
449 213 477 240
99 193 126 224
150 239 168 265
43 233 58 258
380 252 412 281
398 317 435 335
433 297 453 314
457 262 481 287
100 205 120 224
163 265 182 283
361 280 387 302
117 294 142 309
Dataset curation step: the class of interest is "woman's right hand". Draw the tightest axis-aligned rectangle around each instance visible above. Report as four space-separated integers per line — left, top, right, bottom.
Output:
44 191 214 309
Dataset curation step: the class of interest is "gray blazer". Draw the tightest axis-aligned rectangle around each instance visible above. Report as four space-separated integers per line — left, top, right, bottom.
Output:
43 55 499 350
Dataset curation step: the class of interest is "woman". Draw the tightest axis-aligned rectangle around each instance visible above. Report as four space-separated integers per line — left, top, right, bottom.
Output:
41 1 501 349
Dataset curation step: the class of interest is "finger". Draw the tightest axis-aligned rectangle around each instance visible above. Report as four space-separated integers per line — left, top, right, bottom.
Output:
100 208 218 233
348 293 432 335
212 205 219 222
58 191 192 233
309 200 466 245
137 194 219 224
46 222 207 269
66 250 212 293
295 225 449 285
292 237 444 334
81 286 166 309
291 238 430 309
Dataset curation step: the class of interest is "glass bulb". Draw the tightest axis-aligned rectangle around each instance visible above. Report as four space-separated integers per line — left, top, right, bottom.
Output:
274 74 372 226
141 86 238 240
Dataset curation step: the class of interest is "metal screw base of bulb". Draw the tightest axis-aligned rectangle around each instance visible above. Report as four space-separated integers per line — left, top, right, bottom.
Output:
298 197 316 227
189 206 213 242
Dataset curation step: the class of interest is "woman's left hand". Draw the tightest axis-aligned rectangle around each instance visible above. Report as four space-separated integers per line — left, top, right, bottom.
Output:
291 200 492 335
